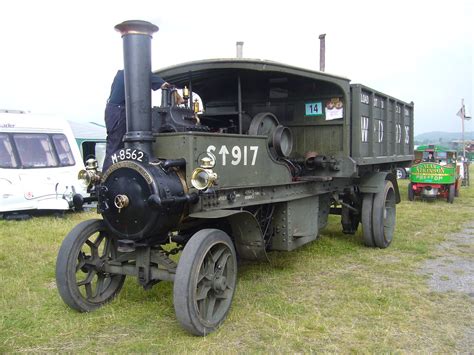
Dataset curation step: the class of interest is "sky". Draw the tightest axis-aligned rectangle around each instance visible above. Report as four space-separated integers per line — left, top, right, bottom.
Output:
0 0 472 135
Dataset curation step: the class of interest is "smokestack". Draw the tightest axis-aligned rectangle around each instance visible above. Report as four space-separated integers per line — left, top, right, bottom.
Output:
114 20 158 155
236 41 244 58
318 34 326 72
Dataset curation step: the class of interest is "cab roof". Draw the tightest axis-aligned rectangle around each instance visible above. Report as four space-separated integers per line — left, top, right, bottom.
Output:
155 58 350 89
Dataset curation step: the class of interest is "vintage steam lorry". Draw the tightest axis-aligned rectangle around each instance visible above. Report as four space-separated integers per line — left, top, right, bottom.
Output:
56 20 414 335
408 145 460 203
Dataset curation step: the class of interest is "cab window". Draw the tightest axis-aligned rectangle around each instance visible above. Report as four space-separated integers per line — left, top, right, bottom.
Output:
436 151 448 165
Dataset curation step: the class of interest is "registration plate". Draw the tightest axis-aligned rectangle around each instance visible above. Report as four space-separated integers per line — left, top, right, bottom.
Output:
111 148 147 164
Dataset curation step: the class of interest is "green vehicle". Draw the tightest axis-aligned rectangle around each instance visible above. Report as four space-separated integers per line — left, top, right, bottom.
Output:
56 20 414 336
408 145 460 203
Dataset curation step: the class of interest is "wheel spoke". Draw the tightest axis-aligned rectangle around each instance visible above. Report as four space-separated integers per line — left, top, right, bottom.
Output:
200 258 214 281
216 252 231 274
84 282 93 299
211 246 225 264
76 251 86 272
196 284 212 301
77 269 96 287
102 237 114 260
85 239 99 259
197 268 209 283
205 294 217 320
97 233 109 259
94 232 105 249
94 275 106 298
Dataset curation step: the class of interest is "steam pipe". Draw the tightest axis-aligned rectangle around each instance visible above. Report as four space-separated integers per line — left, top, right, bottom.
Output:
114 20 159 156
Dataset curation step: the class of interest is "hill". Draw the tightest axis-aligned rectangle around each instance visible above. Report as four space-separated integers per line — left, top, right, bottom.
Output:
414 131 474 144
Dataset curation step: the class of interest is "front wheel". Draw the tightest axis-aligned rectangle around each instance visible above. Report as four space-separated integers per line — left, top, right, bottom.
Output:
56 219 125 312
408 182 415 201
173 229 237 336
447 184 455 203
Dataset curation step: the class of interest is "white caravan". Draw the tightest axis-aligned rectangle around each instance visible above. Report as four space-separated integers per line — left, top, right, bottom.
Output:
0 110 87 214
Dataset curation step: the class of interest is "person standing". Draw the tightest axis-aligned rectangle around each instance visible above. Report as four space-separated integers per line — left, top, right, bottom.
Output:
102 69 168 171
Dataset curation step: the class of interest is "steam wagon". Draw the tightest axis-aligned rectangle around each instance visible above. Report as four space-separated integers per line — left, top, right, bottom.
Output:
56 20 414 335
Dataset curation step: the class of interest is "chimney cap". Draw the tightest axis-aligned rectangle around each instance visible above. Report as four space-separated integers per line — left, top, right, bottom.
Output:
318 34 326 39
115 20 159 37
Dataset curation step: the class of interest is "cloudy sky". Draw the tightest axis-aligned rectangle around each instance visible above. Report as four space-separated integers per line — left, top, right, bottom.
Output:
0 0 472 134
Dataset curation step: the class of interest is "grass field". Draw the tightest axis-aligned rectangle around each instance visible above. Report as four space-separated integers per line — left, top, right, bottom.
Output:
1 174 473 352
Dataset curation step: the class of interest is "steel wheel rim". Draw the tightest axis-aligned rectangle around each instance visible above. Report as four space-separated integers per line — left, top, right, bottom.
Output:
75 230 122 304
194 242 236 325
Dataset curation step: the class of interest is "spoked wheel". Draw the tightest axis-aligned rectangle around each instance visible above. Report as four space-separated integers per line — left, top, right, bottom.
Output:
362 180 396 248
372 180 396 248
173 229 237 336
56 219 125 312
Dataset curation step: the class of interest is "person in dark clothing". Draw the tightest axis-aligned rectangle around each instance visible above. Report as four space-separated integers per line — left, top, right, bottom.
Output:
426 152 435 162
102 70 168 171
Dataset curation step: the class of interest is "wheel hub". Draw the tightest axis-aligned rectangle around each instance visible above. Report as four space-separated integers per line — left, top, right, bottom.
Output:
212 276 227 292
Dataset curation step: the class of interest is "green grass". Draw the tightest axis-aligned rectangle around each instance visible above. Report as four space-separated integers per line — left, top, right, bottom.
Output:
1 171 473 352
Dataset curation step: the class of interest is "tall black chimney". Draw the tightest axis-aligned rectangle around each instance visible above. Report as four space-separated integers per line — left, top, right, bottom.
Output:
114 20 159 156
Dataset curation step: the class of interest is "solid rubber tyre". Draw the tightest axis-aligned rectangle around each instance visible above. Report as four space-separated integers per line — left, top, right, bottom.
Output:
361 193 375 247
173 229 237 336
56 219 125 312
372 180 396 248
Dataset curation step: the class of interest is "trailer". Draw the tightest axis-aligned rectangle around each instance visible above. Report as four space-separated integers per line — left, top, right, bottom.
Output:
56 20 414 336
0 111 87 215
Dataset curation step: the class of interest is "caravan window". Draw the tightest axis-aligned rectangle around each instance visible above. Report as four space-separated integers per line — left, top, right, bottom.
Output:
14 134 58 168
0 134 18 168
52 134 75 166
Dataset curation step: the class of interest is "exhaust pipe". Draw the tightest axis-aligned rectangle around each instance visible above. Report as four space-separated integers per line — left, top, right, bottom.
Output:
114 20 159 155
236 41 244 58
318 34 326 72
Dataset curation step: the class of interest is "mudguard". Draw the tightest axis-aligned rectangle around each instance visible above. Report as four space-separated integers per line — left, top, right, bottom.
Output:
188 210 266 260
358 172 400 203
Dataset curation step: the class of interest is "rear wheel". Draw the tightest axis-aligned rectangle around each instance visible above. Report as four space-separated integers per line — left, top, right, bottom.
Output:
447 184 455 203
361 194 375 247
372 180 396 248
173 229 237 336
